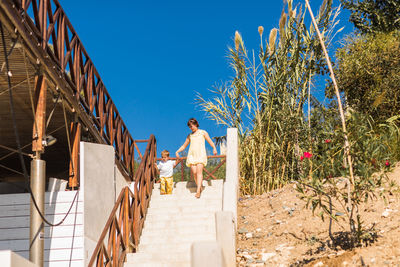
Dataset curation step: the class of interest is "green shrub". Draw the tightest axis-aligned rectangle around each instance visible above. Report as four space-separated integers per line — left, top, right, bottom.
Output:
326 31 400 122
296 110 400 246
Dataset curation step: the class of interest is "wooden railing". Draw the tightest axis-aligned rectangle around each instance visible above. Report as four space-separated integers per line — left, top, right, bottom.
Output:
88 135 157 267
156 155 226 181
1 0 139 179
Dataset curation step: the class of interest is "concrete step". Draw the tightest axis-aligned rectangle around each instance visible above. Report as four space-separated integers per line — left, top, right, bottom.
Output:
149 197 222 204
124 259 189 267
146 205 221 215
144 213 215 224
149 198 221 208
139 232 215 245
148 205 222 213
143 218 214 230
138 241 216 253
140 230 215 243
127 251 190 262
137 244 191 254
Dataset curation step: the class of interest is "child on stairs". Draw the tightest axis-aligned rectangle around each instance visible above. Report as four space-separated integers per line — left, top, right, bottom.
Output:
156 150 177 195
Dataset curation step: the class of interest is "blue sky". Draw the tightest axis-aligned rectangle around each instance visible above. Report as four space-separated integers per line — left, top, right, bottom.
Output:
60 0 353 156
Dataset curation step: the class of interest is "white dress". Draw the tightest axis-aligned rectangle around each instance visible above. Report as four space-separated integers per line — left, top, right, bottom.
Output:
186 129 207 167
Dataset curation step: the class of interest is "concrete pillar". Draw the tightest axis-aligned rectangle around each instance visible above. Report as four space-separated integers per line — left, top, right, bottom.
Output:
215 211 236 267
223 128 239 228
29 159 45 267
191 241 226 267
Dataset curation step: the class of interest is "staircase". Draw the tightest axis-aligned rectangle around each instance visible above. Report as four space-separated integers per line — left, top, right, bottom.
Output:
0 191 83 267
124 179 224 267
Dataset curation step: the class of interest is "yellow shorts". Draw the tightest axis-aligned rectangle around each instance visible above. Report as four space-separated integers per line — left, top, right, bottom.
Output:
160 176 173 194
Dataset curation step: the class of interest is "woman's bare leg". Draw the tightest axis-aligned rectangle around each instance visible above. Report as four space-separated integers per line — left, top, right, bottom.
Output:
195 164 204 197
190 165 197 186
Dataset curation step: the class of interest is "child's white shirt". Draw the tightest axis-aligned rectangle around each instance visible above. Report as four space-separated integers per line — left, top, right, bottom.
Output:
157 160 175 177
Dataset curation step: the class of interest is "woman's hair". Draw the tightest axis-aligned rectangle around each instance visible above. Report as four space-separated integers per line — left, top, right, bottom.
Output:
187 118 199 127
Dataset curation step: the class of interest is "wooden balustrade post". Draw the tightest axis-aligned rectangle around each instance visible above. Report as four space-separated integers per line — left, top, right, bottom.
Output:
32 75 46 154
123 188 131 253
69 122 81 189
38 0 48 48
112 220 117 267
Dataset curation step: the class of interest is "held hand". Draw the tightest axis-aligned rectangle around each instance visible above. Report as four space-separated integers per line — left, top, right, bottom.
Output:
213 148 217 155
175 152 180 159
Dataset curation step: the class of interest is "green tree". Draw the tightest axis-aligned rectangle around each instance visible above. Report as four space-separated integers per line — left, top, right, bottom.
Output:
340 0 400 33
327 31 400 122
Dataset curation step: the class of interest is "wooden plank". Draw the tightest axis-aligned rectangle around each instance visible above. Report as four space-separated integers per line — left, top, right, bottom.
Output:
43 260 83 267
0 213 83 228
15 248 83 261
0 201 83 217
134 141 142 160
0 191 82 205
205 158 226 180
203 167 217 180
0 236 83 250
0 225 83 240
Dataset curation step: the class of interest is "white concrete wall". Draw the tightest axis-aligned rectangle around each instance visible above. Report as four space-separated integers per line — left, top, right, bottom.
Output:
80 142 115 266
80 142 129 265
215 211 236 267
114 166 128 201
191 241 225 267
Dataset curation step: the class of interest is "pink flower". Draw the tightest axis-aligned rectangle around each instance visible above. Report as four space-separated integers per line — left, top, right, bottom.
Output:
325 139 331 143
385 160 390 167
303 152 312 159
300 156 304 161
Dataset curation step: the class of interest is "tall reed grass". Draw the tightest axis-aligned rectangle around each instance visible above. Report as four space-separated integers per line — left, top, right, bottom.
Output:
197 0 340 194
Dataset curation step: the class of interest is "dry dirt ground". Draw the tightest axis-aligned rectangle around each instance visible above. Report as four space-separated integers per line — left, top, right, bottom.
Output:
236 164 400 267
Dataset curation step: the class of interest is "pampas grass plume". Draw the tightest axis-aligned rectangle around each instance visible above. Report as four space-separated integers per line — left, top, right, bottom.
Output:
258 26 264 37
269 28 278 56
235 31 242 51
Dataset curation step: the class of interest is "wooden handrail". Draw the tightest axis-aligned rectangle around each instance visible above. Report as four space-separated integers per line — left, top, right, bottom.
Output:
156 155 227 181
88 135 157 267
